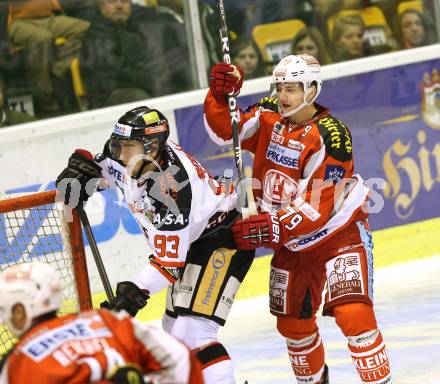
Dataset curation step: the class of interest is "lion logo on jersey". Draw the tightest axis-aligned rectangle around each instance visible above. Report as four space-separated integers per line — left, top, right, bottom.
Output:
327 254 363 300
421 69 440 130
329 257 360 284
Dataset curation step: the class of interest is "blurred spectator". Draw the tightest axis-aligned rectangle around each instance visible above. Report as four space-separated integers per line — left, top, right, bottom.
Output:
291 26 332 65
309 0 343 42
330 6 397 55
0 2 13 69
397 8 436 49
156 0 218 81
225 1 262 38
133 2 192 92
0 2 27 90
330 14 370 62
231 37 265 79
422 0 438 18
8 0 89 114
0 78 35 127
370 0 397 29
342 0 367 9
368 0 431 42
80 0 171 109
248 0 311 25
60 0 100 21
225 0 312 37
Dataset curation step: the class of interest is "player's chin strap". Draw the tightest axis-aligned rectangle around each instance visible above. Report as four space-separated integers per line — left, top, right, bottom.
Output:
103 141 160 181
271 84 315 118
129 151 165 182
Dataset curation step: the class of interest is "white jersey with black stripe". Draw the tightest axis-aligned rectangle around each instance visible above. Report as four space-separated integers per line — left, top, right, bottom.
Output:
95 140 236 293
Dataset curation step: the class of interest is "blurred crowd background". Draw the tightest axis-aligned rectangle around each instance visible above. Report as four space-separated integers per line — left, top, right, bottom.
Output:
0 0 439 127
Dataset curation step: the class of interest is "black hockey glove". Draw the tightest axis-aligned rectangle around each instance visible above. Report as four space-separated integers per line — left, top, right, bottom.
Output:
56 149 102 207
101 281 150 317
107 364 145 384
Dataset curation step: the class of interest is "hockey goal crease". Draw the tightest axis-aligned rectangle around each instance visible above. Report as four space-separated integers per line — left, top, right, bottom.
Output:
0 190 92 356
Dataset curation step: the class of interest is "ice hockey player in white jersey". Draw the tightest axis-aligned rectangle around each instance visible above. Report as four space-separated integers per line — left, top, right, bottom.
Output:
56 106 255 384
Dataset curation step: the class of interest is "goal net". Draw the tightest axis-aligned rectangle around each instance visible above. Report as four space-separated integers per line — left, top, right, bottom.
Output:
0 190 92 355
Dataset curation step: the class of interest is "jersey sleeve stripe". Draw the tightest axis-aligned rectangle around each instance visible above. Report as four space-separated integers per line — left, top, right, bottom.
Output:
240 111 260 141
204 114 233 146
150 263 177 284
151 257 185 268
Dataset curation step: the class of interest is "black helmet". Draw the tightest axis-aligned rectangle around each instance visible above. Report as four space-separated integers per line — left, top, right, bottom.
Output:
107 106 170 165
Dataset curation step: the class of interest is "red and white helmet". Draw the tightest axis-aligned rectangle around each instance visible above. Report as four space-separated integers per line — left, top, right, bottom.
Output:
0 263 61 336
271 54 322 117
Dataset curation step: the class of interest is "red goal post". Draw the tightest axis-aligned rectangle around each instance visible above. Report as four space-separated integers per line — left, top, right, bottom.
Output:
0 190 92 354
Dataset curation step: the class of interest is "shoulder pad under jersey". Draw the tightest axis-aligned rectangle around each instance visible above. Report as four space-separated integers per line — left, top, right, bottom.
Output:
244 96 279 113
146 146 192 231
94 152 106 163
315 115 353 162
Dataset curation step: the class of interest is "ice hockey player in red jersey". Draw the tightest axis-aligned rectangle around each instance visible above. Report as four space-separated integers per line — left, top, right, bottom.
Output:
0 262 204 384
55 106 255 384
204 55 392 384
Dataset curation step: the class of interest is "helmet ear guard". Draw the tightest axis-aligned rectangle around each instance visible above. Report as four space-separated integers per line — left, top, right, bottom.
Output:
304 81 319 104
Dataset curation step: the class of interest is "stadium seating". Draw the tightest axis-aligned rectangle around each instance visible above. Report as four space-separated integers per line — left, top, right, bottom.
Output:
397 0 423 15
252 19 306 66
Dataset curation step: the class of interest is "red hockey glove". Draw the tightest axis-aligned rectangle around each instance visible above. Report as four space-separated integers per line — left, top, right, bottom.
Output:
209 62 244 104
232 212 283 251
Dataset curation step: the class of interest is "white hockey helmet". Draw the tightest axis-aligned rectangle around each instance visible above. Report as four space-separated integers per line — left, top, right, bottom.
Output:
271 54 322 117
0 263 61 337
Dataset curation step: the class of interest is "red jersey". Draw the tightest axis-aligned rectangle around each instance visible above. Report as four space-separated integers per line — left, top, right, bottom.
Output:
0 309 204 384
204 91 369 251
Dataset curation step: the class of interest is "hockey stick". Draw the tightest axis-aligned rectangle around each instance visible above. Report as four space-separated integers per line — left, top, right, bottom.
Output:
77 207 115 302
216 0 257 219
